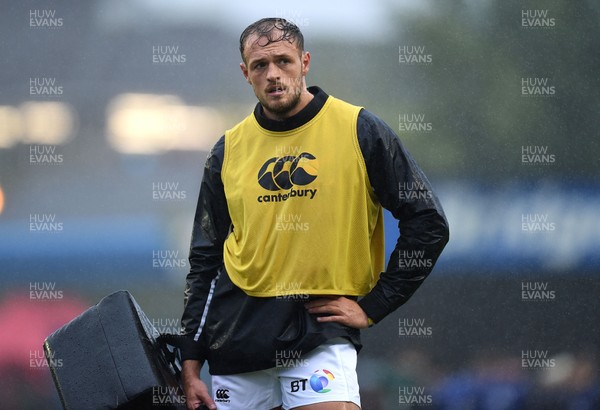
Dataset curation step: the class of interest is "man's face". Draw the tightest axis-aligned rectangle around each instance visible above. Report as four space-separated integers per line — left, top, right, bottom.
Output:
240 32 311 120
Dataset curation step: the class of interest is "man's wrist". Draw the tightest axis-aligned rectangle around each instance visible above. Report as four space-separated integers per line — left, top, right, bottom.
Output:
181 359 202 382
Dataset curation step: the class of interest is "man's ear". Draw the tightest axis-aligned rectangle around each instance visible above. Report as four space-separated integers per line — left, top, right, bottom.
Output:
240 62 251 84
301 51 311 76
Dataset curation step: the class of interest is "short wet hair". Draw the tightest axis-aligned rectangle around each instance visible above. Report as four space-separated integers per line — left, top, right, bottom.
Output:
239 18 304 63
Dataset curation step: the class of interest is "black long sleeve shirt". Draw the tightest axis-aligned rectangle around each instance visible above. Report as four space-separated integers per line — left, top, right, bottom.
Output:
180 87 449 373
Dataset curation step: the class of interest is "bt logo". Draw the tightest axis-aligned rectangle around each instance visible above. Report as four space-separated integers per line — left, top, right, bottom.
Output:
310 369 335 393
290 369 335 394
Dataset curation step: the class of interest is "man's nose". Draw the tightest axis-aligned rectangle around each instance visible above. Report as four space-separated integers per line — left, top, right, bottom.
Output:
266 63 281 82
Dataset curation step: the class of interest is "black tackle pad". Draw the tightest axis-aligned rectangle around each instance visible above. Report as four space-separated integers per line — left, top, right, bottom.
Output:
43 290 185 409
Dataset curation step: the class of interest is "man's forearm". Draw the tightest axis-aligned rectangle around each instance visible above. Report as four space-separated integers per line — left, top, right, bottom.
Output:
182 359 202 384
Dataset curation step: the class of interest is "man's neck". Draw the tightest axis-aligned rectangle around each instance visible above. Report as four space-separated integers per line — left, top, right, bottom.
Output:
263 89 315 121
253 86 327 132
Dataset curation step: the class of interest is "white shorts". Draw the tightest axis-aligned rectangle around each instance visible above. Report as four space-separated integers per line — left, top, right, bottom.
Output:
211 338 361 410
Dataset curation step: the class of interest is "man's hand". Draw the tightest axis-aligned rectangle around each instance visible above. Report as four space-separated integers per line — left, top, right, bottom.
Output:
304 296 369 329
182 360 216 410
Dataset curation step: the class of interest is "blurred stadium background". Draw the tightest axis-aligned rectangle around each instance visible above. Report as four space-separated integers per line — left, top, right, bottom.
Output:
1 0 599 408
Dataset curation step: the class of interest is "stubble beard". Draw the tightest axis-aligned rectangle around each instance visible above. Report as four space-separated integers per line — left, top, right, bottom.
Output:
259 84 304 119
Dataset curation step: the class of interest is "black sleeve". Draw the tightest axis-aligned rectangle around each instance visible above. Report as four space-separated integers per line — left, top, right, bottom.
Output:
179 136 231 361
355 109 450 323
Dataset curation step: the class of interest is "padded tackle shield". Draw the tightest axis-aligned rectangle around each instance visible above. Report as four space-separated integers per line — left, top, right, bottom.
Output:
43 290 185 409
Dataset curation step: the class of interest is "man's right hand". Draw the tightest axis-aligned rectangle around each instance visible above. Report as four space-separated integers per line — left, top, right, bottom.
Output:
182 359 217 410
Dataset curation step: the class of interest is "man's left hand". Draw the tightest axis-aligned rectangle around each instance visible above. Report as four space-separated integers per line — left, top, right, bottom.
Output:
304 296 369 329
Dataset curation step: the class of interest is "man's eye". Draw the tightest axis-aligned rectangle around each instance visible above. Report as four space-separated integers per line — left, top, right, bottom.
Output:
254 62 266 69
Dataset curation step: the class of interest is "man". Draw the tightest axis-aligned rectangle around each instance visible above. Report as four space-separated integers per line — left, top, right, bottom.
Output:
179 18 449 410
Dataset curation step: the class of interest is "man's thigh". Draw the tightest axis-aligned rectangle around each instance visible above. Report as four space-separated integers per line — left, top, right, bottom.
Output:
211 368 282 409
291 401 360 410
278 338 361 410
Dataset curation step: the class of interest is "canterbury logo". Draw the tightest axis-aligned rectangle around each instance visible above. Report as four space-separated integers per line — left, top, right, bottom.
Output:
257 153 319 191
215 389 230 400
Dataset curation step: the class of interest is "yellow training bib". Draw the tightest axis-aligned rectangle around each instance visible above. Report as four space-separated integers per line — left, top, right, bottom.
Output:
221 96 384 297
